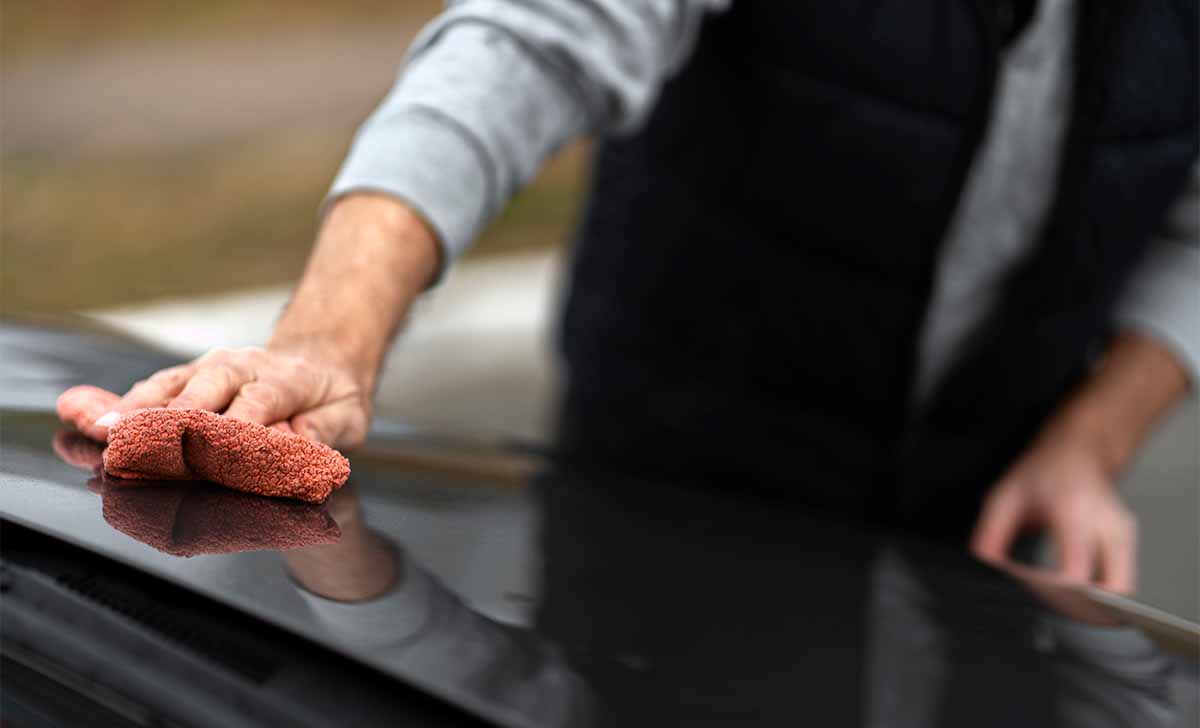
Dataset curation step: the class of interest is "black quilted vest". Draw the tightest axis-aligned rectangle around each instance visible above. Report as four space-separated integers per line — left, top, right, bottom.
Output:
556 1 1198 538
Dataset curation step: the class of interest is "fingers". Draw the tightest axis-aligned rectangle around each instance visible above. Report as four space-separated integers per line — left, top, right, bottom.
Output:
211 352 369 446
60 346 369 451
115 364 195 412
1096 514 1138 594
973 452 1137 594
1052 521 1094 585
291 400 370 449
85 365 195 441
57 385 122 440
168 360 253 412
1048 492 1134 592
222 352 328 426
1050 515 1136 593
223 379 308 426
970 484 1024 563
52 430 106 470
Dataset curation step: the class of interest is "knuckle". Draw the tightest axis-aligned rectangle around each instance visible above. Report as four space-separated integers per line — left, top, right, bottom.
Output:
201 347 231 363
267 358 297 382
192 365 224 387
215 361 243 382
1049 507 1088 534
237 346 267 366
277 354 309 379
149 366 186 385
1056 489 1090 515
188 363 237 393
292 415 323 442
146 370 171 385
239 382 281 412
1114 510 1138 539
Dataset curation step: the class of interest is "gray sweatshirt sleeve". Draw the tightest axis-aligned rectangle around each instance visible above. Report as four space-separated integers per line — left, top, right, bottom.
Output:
1113 164 1200 385
329 0 729 268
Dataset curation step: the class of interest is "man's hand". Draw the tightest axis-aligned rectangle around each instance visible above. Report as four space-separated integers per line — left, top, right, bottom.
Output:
971 432 1137 593
94 193 441 450
970 331 1190 594
94 345 373 449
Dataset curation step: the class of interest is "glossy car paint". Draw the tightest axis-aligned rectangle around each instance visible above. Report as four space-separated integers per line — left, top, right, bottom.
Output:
1 321 1195 727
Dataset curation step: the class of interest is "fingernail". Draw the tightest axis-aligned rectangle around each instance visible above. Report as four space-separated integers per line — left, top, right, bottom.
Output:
94 411 121 427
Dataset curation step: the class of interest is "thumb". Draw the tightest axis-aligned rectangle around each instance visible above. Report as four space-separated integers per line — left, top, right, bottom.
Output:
1053 516 1094 584
291 400 369 450
1097 529 1136 594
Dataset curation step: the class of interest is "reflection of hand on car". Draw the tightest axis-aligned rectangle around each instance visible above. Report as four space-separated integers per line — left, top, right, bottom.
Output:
282 485 594 725
283 486 399 602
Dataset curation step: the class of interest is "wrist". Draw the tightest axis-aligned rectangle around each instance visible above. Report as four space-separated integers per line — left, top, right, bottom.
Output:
1036 404 1131 478
1034 331 1190 477
270 193 441 393
264 332 378 391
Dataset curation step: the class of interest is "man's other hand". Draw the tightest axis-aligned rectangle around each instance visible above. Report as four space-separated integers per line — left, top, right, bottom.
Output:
970 436 1137 594
969 332 1192 596
93 345 372 450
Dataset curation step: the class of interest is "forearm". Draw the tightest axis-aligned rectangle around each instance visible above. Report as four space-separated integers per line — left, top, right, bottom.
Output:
1036 331 1191 477
270 193 440 391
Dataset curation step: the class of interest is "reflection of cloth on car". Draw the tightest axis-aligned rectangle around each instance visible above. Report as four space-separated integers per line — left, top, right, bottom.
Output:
53 430 342 556
57 385 350 503
97 477 341 557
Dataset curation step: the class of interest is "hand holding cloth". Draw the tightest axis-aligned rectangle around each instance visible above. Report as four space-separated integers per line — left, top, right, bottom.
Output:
57 385 350 503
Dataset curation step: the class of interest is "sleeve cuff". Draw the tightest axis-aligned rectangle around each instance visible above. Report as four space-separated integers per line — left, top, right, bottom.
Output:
1112 238 1200 387
296 558 438 651
327 107 493 274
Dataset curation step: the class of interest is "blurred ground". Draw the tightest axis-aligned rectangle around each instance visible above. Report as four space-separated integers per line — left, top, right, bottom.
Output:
1 0 587 315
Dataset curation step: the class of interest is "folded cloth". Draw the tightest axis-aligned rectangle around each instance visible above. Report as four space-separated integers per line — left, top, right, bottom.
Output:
57 385 350 503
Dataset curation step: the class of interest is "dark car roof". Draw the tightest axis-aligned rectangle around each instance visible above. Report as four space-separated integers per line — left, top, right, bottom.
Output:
0 320 1194 728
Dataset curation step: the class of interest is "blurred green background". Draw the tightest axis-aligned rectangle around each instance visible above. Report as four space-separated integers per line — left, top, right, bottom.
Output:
2 0 587 315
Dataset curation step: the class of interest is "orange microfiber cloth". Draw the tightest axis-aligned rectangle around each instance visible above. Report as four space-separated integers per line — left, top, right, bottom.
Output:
57 385 350 503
